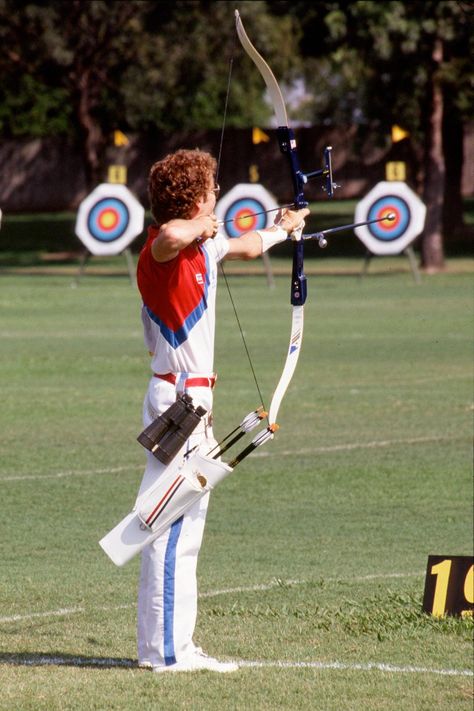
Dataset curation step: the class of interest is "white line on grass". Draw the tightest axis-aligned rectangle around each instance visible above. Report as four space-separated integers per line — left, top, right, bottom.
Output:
0 654 471 677
198 571 423 598
0 465 142 482
0 603 134 624
0 572 423 624
0 607 85 623
3 575 470 679
253 434 464 458
236 660 473 677
0 434 464 482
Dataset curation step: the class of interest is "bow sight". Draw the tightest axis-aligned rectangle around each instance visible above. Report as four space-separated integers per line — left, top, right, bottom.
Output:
298 145 338 200
276 138 338 209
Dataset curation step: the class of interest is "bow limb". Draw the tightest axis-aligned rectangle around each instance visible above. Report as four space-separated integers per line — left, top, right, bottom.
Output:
268 304 304 426
235 10 307 210
235 11 288 127
235 10 308 428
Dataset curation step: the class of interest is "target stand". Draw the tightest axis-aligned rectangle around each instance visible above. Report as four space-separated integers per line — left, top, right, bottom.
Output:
73 246 137 287
360 245 421 284
74 183 145 286
215 183 277 288
354 182 426 283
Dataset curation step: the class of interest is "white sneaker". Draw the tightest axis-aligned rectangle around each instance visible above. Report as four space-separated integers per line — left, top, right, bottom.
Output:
152 649 238 673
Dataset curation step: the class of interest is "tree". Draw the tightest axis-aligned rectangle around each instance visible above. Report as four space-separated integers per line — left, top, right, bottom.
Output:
0 0 471 266
0 0 298 187
0 0 150 186
280 0 473 270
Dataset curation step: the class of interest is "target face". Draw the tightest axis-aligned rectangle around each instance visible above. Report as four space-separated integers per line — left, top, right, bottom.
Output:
76 183 144 255
354 181 426 255
215 183 277 239
87 198 129 242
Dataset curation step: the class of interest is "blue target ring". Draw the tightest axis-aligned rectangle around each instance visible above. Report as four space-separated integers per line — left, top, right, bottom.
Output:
224 198 267 238
87 198 130 242
367 195 410 241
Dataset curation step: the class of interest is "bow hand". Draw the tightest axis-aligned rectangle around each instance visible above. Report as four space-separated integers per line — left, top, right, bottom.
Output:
289 220 305 242
274 206 309 236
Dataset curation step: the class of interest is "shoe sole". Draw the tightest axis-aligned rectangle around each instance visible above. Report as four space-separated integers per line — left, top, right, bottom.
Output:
153 662 239 673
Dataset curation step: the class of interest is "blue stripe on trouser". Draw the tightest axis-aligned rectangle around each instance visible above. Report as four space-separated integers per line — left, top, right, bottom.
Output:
163 515 184 665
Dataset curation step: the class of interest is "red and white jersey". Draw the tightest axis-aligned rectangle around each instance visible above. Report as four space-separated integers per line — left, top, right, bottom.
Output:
137 226 229 375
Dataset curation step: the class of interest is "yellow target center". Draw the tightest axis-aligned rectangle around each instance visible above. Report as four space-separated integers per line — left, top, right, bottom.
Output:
236 211 253 229
99 210 118 229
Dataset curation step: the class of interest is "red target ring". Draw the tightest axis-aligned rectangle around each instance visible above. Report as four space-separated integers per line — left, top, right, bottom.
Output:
215 184 278 240
377 206 400 230
98 208 120 232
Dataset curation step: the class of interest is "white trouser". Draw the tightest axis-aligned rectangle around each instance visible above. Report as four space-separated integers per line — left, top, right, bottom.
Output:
136 376 215 667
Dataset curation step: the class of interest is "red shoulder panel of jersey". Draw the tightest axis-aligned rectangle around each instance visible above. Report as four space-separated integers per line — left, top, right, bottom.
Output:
137 226 210 347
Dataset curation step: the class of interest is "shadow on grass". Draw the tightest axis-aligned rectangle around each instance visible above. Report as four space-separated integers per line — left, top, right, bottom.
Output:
0 652 137 669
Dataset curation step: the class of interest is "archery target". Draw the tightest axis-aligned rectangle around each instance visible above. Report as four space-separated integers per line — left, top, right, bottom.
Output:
75 183 144 255
354 181 426 255
87 198 129 242
215 183 277 238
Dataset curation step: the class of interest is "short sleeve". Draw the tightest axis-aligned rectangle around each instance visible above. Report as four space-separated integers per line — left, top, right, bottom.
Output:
203 232 229 263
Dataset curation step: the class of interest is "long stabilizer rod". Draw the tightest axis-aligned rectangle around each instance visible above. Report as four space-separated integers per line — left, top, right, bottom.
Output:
302 213 395 247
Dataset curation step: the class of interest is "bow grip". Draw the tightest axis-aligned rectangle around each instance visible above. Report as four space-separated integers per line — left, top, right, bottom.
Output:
276 127 307 305
291 240 307 305
276 126 308 210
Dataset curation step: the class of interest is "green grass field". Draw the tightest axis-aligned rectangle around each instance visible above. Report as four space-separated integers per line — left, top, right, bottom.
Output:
0 258 472 710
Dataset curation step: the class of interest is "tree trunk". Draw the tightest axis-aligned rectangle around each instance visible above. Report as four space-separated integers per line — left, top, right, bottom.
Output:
420 37 445 272
442 85 465 242
77 69 105 189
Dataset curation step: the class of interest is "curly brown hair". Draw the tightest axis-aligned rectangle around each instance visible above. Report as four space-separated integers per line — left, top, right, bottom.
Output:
148 149 217 224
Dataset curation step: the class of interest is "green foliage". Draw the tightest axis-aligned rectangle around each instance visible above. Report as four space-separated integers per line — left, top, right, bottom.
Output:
0 74 71 136
0 0 301 136
0 1 471 140
286 1 473 138
207 587 473 643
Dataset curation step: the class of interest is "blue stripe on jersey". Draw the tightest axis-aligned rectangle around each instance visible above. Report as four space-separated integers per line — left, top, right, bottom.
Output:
163 515 184 665
145 249 211 349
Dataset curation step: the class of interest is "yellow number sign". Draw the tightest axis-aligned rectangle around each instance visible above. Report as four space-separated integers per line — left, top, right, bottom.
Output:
422 555 474 617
